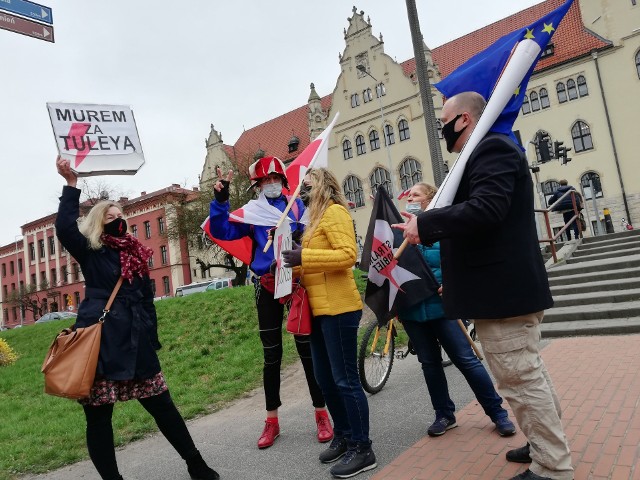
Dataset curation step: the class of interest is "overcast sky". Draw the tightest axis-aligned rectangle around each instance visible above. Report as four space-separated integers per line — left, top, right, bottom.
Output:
1 0 542 246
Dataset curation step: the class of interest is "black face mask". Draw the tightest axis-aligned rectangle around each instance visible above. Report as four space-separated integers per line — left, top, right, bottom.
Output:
299 183 312 206
441 114 467 153
104 218 127 237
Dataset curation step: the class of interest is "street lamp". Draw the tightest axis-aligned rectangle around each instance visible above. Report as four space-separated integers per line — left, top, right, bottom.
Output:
356 64 397 205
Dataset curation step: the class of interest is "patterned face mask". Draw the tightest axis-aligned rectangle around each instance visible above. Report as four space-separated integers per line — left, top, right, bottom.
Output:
103 218 127 237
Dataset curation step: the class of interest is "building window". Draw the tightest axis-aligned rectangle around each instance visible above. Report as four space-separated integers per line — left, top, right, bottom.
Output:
1 263 5 277
150 279 157 296
51 268 57 285
351 93 360 108
3 309 7 322
9 261 14 276
355 135 366 155
62 265 68 284
40 271 46 285
577 75 588 97
38 239 45 258
158 217 165 235
31 273 36 285
542 180 560 207
12 307 17 321
48 236 56 255
566 78 578 100
384 124 395 146
74 291 81 308
161 246 168 265
376 83 386 97
571 121 593 152
530 91 540 112
540 43 555 59
436 120 443 139
540 88 551 109
398 119 410 141
148 256 154 268
581 172 603 200
522 95 531 114
18 259 22 273
363 88 373 103
131 224 138 238
343 175 365 208
636 50 640 78
144 221 151 239
163 276 170 295
556 82 567 103
370 167 392 197
73 263 80 281
342 139 353 160
399 158 423 191
369 130 380 151
2 285 7 297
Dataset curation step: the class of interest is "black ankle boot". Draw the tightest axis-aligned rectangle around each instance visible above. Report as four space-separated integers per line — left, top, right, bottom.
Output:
186 452 220 480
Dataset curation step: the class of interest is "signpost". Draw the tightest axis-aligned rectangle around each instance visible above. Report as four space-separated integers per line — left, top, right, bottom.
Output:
0 0 54 42
0 9 53 41
0 0 52 24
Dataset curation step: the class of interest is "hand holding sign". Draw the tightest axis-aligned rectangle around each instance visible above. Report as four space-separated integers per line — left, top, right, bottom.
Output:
56 156 77 188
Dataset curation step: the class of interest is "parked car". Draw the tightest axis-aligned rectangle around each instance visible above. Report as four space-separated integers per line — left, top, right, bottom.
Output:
205 278 233 292
174 281 215 297
35 312 77 324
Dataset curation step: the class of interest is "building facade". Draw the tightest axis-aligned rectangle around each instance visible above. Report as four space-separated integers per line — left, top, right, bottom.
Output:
0 185 196 328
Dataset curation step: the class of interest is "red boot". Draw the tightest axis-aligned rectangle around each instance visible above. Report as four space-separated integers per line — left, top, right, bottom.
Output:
315 410 334 443
257 418 280 449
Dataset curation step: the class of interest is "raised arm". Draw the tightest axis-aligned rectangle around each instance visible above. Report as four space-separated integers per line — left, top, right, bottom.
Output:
54 157 89 263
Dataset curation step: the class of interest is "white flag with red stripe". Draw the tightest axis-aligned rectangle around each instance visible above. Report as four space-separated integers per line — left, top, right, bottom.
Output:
229 192 306 226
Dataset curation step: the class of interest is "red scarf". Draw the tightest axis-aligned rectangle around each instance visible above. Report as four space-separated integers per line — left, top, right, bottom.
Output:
101 234 153 283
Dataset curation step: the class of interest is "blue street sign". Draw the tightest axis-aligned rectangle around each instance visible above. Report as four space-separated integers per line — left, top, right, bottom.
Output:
0 0 52 25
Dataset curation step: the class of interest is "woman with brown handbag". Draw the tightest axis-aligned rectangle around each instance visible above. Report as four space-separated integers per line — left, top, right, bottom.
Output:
55 157 219 480
282 168 377 479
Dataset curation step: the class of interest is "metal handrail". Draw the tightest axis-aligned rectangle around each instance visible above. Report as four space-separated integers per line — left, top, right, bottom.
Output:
535 189 584 264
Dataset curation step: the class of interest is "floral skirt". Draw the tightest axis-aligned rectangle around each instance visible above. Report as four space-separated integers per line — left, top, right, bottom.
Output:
79 372 168 407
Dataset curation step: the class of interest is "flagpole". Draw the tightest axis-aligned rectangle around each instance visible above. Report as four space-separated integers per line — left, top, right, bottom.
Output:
263 181 303 253
458 319 483 360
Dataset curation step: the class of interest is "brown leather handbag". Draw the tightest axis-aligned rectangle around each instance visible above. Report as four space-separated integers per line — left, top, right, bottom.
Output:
41 277 123 399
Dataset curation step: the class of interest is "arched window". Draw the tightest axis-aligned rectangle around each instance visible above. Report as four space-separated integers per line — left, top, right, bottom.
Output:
557 82 567 103
577 75 588 97
355 134 366 155
571 121 593 152
343 175 365 208
363 88 373 103
636 50 640 78
384 124 395 146
351 93 360 108
540 88 551 109
542 180 560 207
398 119 410 141
369 130 380 150
530 91 540 111
376 83 386 97
580 172 603 200
522 95 531 114
399 158 423 191
342 139 353 160
436 120 443 139
567 78 578 100
370 167 392 197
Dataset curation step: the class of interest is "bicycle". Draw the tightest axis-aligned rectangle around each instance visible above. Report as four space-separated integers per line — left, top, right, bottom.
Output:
357 318 476 394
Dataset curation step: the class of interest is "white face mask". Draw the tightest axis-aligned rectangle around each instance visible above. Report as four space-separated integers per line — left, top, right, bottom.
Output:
262 182 283 198
406 202 423 215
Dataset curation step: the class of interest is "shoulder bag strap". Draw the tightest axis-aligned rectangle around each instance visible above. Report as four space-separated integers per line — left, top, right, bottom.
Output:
98 277 124 323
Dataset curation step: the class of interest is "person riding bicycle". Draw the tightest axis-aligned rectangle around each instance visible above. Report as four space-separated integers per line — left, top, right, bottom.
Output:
397 182 516 438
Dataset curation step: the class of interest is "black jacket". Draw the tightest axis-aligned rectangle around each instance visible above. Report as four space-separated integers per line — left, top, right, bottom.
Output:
55 186 161 380
548 185 581 211
417 133 553 320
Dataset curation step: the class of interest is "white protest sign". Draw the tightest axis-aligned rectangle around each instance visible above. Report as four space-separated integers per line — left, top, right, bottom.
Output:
47 102 145 176
274 221 293 299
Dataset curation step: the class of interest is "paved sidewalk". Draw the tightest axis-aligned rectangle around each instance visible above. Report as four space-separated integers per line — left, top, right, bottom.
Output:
374 335 640 480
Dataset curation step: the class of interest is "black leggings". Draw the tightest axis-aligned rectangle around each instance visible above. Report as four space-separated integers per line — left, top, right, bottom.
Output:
255 282 325 411
83 390 198 480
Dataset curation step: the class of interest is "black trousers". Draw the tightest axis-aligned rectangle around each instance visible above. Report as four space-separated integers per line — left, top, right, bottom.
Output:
255 282 325 411
82 390 198 480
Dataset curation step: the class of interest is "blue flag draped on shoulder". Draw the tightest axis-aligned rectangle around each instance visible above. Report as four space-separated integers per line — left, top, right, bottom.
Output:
434 0 574 145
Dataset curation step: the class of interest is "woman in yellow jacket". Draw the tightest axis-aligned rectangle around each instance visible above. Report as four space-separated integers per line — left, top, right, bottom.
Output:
283 168 376 479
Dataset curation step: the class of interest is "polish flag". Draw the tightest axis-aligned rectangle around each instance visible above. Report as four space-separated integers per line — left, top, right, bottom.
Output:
200 217 253 265
397 189 410 201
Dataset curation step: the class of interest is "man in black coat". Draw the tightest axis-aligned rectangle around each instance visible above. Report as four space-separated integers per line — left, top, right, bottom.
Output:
397 92 573 480
548 180 581 240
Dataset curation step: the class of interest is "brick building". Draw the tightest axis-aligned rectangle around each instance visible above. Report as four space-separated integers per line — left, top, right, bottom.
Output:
0 184 197 328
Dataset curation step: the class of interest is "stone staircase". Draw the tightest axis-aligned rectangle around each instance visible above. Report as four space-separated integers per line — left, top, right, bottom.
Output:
542 229 640 337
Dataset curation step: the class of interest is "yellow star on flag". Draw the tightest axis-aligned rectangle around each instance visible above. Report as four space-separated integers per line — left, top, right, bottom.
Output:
514 85 521 96
542 22 555 34
524 28 535 39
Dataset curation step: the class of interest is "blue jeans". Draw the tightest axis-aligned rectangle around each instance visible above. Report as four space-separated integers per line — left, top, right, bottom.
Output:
402 318 508 422
310 310 371 446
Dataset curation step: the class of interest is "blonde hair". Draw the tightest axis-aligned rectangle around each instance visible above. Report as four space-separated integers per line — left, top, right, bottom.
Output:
412 182 438 204
303 168 349 241
78 200 124 250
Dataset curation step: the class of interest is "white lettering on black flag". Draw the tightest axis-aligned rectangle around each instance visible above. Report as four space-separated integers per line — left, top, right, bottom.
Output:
47 102 145 176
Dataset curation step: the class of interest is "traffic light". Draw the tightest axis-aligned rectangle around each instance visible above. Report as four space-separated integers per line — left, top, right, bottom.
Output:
536 131 552 163
554 141 572 165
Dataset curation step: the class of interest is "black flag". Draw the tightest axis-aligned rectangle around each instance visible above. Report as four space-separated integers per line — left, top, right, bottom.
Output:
360 188 439 325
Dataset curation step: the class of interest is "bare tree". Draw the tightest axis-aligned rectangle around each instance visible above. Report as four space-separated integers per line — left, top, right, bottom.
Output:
78 178 132 206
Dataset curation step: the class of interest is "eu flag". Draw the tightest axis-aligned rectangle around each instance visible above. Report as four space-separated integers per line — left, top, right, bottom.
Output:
434 0 574 146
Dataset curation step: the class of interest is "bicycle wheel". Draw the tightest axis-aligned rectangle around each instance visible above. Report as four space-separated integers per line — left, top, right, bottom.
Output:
358 321 395 394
